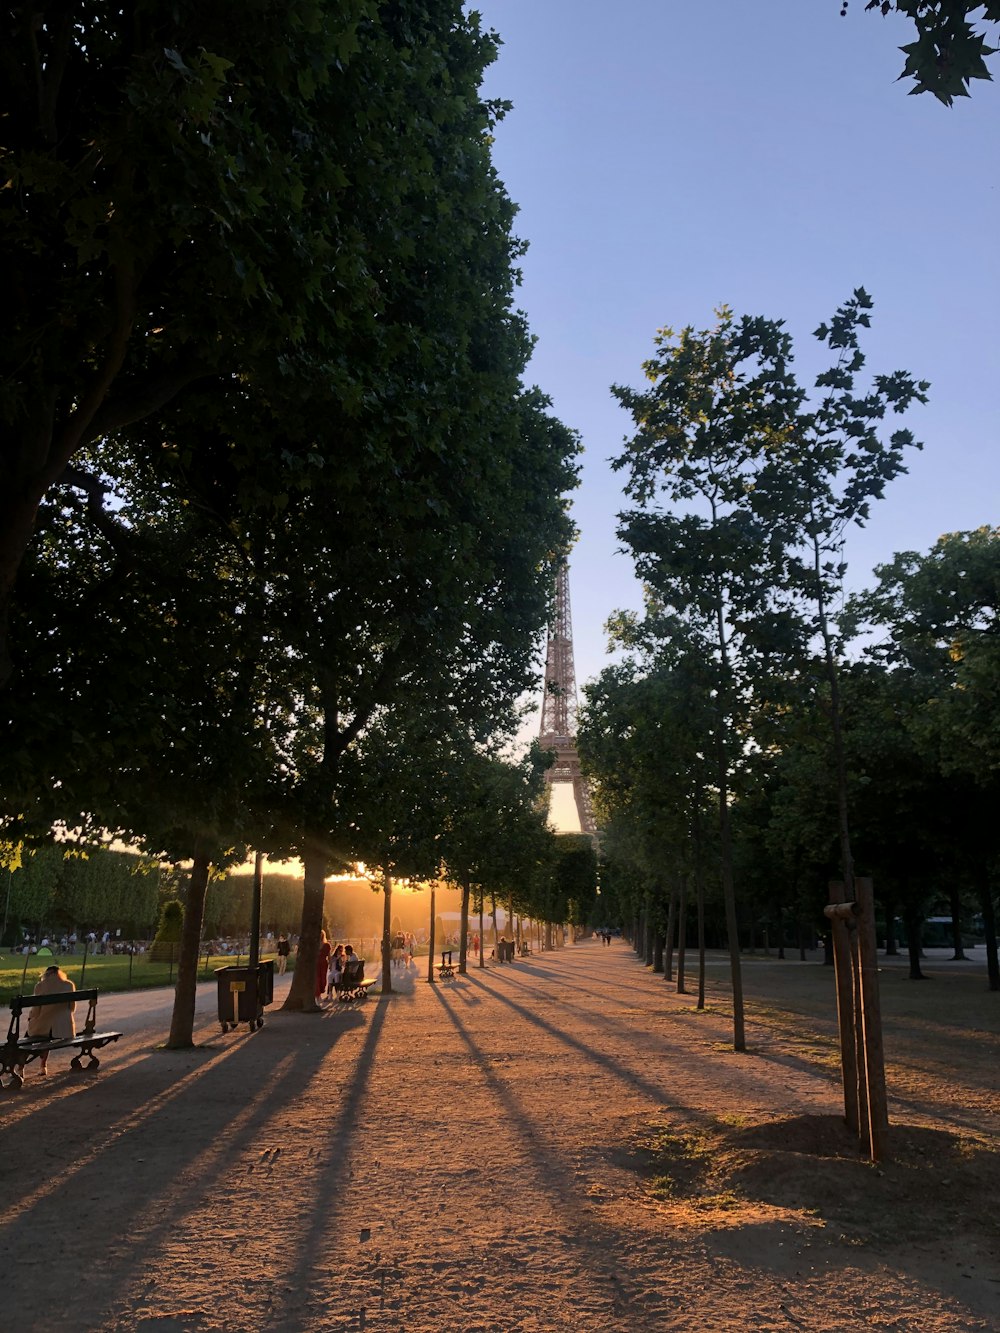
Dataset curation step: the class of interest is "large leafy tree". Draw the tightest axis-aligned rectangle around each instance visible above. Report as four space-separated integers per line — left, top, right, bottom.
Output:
2 1 580 1032
0 475 292 1045
846 528 1000 987
0 0 384 688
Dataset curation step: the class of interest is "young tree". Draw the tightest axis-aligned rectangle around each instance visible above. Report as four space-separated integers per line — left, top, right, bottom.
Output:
752 288 928 914
611 311 808 1050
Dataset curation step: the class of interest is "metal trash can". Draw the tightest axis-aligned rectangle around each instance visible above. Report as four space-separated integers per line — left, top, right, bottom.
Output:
216 960 274 1032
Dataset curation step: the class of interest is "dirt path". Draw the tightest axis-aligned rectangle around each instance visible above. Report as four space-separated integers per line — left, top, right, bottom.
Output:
1 943 996 1332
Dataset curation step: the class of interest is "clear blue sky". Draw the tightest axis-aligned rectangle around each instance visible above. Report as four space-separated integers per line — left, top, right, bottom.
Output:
473 1 999 702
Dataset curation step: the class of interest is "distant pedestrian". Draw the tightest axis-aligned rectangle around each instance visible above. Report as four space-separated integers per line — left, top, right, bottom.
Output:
276 934 291 975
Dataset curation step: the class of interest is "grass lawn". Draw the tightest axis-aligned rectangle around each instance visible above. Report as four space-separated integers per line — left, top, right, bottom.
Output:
0 948 292 1002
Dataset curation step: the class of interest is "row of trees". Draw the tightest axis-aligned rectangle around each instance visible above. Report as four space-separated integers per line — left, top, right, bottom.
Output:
1 3 582 1042
579 293 998 1051
2 845 160 942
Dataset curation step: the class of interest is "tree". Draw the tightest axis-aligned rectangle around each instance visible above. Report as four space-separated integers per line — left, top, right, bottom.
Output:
150 898 183 961
438 749 554 974
750 288 927 915
611 310 810 1050
846 528 1000 987
858 2 1000 103
0 0 382 687
611 292 926 1046
580 646 719 999
1 2 580 1036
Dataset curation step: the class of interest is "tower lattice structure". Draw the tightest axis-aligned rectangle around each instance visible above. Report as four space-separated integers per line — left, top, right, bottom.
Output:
538 561 597 838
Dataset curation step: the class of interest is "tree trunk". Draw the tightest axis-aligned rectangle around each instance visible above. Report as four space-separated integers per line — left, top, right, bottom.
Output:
480 896 486 968
458 881 471 974
696 871 706 1011
979 874 999 993
904 906 926 981
882 890 899 954
948 883 967 960
644 900 654 967
714 727 744 1049
381 870 393 994
676 876 688 994
0 458 62 690
284 842 326 1011
652 930 664 974
427 882 437 984
664 885 677 984
167 845 212 1049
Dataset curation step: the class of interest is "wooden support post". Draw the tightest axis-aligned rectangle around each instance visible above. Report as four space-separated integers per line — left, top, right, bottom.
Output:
850 924 871 1151
827 882 860 1134
856 877 889 1162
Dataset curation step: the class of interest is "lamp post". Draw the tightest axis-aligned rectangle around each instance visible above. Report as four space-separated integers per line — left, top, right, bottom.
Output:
427 878 437 984
2 867 12 947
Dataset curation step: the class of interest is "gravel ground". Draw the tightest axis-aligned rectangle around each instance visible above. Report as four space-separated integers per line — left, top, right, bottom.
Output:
1 940 997 1332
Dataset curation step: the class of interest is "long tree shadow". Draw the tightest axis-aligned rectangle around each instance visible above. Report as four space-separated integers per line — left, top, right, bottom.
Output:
0 1005 375 1325
461 969 856 1145
272 991 392 1312
427 987 667 1320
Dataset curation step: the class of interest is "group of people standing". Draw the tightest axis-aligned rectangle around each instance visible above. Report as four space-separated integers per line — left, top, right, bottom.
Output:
390 932 415 968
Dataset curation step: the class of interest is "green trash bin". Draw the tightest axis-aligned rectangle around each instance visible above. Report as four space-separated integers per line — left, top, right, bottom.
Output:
216 960 274 1032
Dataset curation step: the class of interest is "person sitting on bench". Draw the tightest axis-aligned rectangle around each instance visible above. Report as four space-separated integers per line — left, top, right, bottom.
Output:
22 965 76 1076
341 947 364 987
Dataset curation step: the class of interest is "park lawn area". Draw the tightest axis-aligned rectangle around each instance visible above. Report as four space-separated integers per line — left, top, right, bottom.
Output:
0 950 291 1003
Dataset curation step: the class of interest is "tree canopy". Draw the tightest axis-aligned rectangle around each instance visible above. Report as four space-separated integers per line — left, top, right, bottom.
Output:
858 1 1000 102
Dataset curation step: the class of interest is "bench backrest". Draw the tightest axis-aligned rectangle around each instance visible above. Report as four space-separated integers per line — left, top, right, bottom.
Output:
343 958 364 983
7 988 100 1043
9 988 98 1018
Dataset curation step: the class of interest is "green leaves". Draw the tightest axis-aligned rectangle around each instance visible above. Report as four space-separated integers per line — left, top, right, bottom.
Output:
863 1 998 103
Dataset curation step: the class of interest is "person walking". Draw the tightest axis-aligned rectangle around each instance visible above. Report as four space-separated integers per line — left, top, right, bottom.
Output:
276 934 291 975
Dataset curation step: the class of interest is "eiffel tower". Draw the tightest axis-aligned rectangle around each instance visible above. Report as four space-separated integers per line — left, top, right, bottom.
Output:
538 561 597 838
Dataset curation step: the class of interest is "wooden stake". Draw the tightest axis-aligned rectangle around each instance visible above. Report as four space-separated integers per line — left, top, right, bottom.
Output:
829 881 860 1134
856 877 890 1161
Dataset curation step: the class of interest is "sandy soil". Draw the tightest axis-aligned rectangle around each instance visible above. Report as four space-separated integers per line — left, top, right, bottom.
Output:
1 941 997 1332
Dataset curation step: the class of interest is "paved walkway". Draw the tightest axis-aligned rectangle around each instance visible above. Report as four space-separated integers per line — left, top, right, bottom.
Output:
0 942 994 1332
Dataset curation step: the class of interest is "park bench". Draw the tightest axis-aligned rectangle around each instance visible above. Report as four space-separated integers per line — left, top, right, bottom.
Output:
436 951 456 979
434 954 458 986
335 961 374 1003
1 989 122 1091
